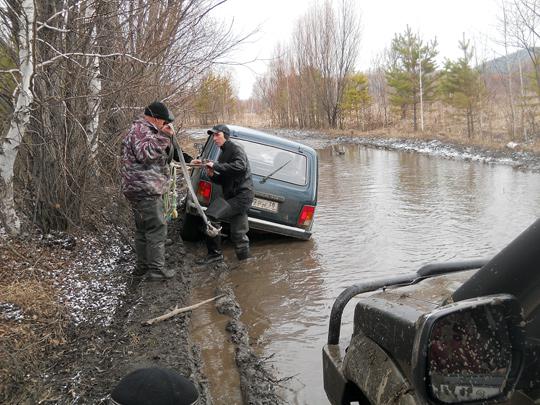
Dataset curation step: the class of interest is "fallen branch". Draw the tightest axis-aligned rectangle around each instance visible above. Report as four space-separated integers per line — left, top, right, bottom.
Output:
142 295 225 326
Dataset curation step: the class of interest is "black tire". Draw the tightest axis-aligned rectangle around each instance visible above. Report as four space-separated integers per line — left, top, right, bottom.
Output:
180 212 204 241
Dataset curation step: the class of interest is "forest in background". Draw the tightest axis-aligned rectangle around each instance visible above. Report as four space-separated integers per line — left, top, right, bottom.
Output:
188 1 540 151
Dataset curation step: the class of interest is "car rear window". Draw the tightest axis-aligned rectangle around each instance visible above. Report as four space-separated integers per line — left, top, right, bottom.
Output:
234 139 307 186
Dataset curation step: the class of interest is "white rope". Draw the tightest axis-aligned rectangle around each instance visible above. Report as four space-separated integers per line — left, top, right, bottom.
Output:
172 153 221 238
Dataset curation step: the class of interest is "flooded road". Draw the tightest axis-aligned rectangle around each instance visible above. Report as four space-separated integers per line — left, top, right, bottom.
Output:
191 142 540 404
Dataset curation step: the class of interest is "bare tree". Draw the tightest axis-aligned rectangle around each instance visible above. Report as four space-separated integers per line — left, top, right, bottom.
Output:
368 51 391 128
293 0 361 128
501 0 540 140
0 0 35 234
0 0 251 234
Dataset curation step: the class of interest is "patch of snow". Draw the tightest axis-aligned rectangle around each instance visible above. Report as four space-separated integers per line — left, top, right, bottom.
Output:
49 229 131 327
263 128 540 171
0 302 24 321
506 141 519 149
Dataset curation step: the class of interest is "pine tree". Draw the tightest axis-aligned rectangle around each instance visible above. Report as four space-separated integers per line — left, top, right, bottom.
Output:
340 73 371 130
194 72 237 125
385 26 438 131
439 36 485 138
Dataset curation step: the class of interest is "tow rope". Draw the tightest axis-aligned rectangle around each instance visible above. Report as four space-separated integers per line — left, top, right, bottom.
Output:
169 145 220 238
163 164 178 221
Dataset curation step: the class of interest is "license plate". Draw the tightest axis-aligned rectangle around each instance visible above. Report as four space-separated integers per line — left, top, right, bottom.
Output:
252 197 278 213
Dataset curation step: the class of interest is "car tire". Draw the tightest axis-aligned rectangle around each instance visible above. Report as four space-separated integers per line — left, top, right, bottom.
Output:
180 212 204 241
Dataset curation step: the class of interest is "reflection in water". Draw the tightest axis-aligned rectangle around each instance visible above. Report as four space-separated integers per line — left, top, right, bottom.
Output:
191 143 540 404
191 283 243 404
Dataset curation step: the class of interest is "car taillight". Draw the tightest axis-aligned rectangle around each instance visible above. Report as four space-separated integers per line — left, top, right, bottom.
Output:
298 205 315 228
196 180 212 205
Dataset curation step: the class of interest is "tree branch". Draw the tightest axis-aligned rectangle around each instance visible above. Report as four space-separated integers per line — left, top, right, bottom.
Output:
36 21 70 33
143 295 225 326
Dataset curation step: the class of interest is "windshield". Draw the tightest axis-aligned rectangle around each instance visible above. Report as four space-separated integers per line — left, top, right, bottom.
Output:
234 139 307 186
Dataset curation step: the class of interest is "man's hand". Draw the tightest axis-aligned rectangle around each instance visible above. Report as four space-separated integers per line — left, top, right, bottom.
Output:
205 161 214 177
161 123 174 136
191 158 202 165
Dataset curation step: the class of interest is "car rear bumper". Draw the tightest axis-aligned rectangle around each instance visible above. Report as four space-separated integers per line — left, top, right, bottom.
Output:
186 201 312 240
249 216 312 240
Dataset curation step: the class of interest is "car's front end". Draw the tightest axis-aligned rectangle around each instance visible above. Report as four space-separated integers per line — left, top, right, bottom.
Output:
323 219 540 405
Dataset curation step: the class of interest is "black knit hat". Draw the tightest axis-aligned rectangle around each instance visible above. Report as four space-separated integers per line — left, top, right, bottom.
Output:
207 124 230 139
110 367 199 405
144 101 174 123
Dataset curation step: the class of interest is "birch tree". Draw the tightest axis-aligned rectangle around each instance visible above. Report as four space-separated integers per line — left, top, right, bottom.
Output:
0 0 250 234
0 0 35 234
84 0 101 160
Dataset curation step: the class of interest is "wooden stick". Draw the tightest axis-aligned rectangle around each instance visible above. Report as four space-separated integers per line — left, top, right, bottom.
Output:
142 295 224 326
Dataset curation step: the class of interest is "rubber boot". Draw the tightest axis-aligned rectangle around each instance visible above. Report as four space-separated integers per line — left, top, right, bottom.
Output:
236 248 250 261
195 233 224 265
206 233 222 256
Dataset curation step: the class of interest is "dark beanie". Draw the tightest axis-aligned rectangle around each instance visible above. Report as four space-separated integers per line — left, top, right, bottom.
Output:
207 124 230 139
144 101 174 123
110 367 199 405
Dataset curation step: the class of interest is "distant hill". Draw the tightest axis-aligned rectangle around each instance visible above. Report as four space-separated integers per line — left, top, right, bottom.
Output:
480 48 537 74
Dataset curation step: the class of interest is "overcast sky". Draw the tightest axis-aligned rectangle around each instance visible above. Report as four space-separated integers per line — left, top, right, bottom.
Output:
212 0 504 99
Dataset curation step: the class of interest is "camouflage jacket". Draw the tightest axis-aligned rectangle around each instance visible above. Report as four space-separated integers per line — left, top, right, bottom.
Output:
121 117 172 200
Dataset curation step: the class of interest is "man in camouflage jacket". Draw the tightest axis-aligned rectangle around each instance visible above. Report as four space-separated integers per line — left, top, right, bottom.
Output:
121 101 176 280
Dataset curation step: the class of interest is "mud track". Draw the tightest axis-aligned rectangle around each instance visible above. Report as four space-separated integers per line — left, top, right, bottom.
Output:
40 220 283 404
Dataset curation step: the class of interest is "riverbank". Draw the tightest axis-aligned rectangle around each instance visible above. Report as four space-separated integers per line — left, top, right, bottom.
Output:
264 128 540 172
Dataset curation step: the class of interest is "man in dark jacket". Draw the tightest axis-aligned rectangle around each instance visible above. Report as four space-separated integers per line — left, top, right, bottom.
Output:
121 101 178 280
192 124 254 264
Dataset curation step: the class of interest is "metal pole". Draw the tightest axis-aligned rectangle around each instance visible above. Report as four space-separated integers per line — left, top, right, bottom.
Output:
418 58 424 132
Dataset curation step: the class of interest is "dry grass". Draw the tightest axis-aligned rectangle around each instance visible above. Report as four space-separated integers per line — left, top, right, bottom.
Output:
0 236 70 403
322 125 540 155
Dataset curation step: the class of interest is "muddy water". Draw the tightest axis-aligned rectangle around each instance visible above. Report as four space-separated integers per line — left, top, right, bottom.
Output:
191 143 540 404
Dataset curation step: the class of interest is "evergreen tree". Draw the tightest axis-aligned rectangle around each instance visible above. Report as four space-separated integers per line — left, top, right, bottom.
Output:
340 73 371 130
439 36 485 138
385 26 438 131
194 72 237 125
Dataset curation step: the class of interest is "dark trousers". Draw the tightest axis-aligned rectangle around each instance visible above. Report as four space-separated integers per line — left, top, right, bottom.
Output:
206 193 252 259
131 197 167 273
206 212 250 258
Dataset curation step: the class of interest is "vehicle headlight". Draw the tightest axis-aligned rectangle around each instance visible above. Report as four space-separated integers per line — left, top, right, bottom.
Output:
413 295 525 404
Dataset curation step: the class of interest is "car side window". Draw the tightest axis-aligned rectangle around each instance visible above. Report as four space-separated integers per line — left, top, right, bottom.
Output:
234 139 307 186
201 135 220 160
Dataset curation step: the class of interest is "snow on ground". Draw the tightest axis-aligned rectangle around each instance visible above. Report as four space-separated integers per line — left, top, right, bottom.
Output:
268 128 540 171
358 137 540 170
44 229 132 327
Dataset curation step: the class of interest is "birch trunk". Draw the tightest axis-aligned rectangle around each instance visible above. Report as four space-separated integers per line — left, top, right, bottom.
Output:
85 0 101 160
0 0 35 235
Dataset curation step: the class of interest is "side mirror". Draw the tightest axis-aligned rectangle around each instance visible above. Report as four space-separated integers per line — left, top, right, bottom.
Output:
413 295 525 404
